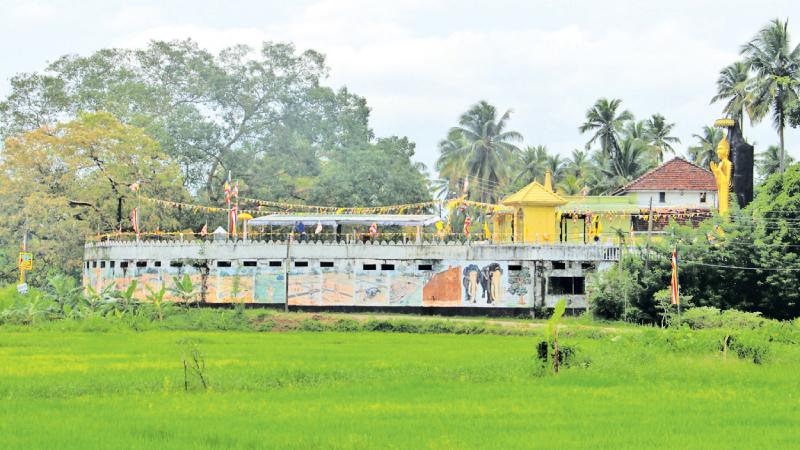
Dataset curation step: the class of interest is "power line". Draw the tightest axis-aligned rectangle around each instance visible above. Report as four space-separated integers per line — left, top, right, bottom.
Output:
680 260 800 272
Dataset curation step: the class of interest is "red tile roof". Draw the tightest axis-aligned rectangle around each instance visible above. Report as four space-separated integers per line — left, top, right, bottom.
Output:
618 157 717 192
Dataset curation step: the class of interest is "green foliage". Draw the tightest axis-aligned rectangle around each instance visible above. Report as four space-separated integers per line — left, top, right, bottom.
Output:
170 274 197 306
307 137 431 207
435 100 523 203
740 18 800 174
0 112 187 283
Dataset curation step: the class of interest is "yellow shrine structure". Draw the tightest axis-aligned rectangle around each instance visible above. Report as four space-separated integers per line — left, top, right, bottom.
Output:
493 172 565 243
492 158 718 244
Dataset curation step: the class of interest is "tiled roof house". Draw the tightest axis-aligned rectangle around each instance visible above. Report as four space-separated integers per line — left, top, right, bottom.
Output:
614 157 718 209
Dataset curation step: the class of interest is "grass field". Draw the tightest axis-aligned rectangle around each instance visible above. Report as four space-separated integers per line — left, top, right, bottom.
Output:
0 323 798 449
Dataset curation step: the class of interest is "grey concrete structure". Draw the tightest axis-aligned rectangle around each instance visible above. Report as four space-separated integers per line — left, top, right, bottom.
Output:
84 239 620 311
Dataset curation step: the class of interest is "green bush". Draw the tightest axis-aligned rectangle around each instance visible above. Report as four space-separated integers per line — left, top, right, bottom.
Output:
727 332 771 364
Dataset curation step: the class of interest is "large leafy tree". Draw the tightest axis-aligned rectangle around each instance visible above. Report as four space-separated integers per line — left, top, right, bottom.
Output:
437 101 523 203
687 125 724 168
740 18 800 173
307 137 430 207
711 61 753 137
749 163 800 318
0 112 187 283
645 114 680 162
0 40 374 201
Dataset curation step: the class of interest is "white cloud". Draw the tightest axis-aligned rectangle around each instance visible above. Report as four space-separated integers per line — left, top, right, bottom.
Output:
7 2 56 22
48 0 800 169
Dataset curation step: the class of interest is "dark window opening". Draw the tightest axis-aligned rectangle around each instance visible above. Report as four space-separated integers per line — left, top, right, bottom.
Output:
136 261 147 268
320 261 334 268
508 264 523 271
294 261 309 267
154 261 162 267
217 261 232 267
269 261 282 267
100 261 106 268
169 261 183 268
552 261 566 270
363 264 377 271
120 261 129 268
86 261 90 269
581 262 595 271
700 192 707 203
92 261 97 268
110 261 116 268
659 192 666 203
381 264 395 271
548 277 585 295
243 260 257 267
418 264 433 271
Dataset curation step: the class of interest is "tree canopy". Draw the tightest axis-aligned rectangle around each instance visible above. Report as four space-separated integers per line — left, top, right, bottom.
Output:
0 112 186 282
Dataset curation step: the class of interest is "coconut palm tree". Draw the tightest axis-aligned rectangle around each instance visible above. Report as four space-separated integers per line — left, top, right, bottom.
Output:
578 98 633 178
546 154 566 187
756 144 796 180
711 61 753 137
434 130 468 199
579 98 634 159
622 119 647 141
741 18 800 173
645 114 681 162
557 174 583 196
600 136 655 187
446 101 523 203
565 148 592 180
687 125 724 168
512 145 549 186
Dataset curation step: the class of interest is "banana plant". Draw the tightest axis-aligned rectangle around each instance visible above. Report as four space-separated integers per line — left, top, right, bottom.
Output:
145 284 169 321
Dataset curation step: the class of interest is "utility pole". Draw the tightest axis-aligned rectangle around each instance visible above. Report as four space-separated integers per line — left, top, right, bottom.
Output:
283 230 292 313
644 197 654 271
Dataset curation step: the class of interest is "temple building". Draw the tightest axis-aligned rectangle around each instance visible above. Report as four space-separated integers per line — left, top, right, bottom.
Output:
83 155 721 312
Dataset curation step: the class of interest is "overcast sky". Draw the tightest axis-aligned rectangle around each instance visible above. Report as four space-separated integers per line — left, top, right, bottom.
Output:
1 0 799 172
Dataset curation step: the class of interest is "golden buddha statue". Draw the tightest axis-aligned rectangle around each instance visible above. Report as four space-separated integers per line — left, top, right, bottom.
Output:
710 136 732 215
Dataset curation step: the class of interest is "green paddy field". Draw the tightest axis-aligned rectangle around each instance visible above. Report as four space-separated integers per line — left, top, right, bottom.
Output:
0 320 798 449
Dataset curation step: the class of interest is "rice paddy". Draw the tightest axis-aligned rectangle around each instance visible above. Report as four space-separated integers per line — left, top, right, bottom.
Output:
0 323 798 449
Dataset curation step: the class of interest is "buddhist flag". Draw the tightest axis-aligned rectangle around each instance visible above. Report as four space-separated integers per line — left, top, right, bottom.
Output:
223 180 231 204
233 181 239 199
229 205 238 236
670 246 679 306
200 223 208 236
463 216 472 237
130 207 140 237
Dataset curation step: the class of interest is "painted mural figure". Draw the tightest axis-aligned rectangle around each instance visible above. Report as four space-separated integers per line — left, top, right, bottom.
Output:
481 263 503 304
463 265 481 303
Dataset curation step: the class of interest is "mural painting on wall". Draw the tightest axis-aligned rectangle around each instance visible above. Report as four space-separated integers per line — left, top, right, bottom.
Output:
213 268 255 303
89 260 534 308
422 262 532 307
422 265 461 306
